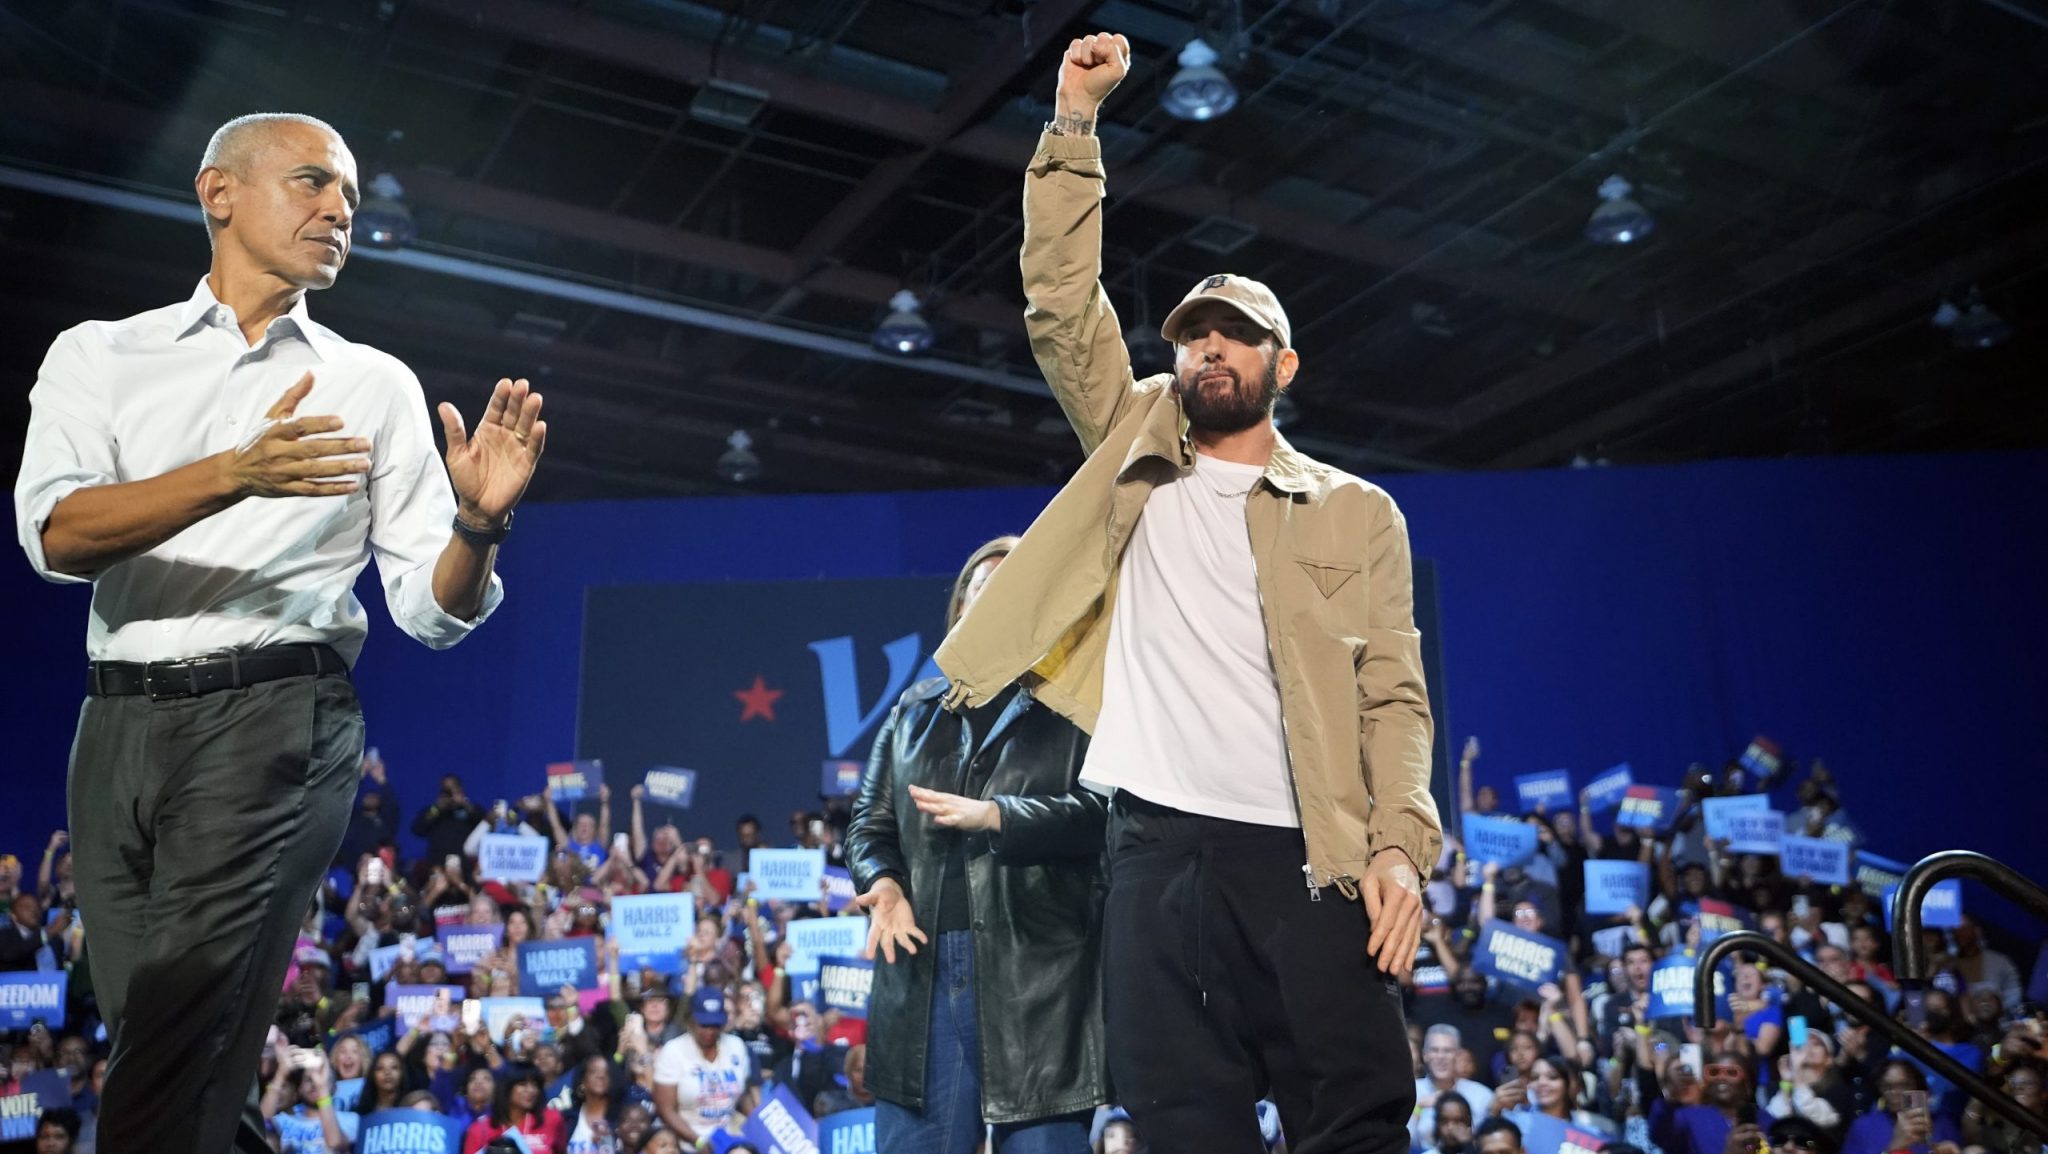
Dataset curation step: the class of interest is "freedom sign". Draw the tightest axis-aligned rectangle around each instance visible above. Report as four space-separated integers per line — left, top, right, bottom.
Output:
1583 764 1635 813
1855 851 1910 898
817 955 874 1019
786 916 870 977
1472 920 1566 992
1701 794 1771 841
751 848 827 902
742 1082 821 1154
0 1072 70 1141
1615 785 1680 832
1781 836 1851 886
1463 813 1538 867
477 833 549 883
1515 770 1574 814
823 866 857 913
1884 880 1963 931
643 766 698 809
356 1109 466 1154
0 971 66 1029
518 938 600 996
1583 860 1650 916
611 892 694 975
546 759 604 803
1723 809 1785 856
389 985 465 1033
436 924 503 975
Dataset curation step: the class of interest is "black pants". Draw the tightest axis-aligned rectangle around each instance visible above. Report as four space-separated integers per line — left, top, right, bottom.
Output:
68 673 363 1154
1103 792 1414 1154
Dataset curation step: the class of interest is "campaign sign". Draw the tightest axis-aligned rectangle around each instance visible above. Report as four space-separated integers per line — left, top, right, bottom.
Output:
818 1107 877 1154
337 1017 396 1056
1472 920 1566 992
1615 785 1680 832
611 893 694 976
436 924 503 975
1648 952 1701 1020
0 1071 70 1141
1723 809 1785 856
368 943 405 983
823 866 857 913
1463 813 1538 868
786 916 870 976
478 834 549 883
1855 851 1910 898
1701 794 1771 841
1519 1111 1609 1154
643 766 698 810
331 1077 365 1113
518 938 600 996
546 759 604 803
751 848 828 902
822 759 865 798
1883 880 1963 931
1591 925 1639 959
389 984 466 1033
0 971 66 1029
1583 860 1650 916
1781 836 1851 886
817 955 874 1019
1695 898 1752 944
742 1082 821 1154
1740 736 1784 782
1515 770 1574 814
1583 764 1635 814
481 997 548 1044
358 1108 466 1154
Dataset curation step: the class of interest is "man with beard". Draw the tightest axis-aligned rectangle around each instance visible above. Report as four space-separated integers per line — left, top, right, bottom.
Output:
934 31 1437 1154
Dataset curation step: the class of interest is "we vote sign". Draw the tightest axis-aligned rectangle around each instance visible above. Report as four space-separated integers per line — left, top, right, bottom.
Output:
751 848 827 902
1616 785 1680 832
1515 770 1573 814
786 916 869 976
611 892 694 975
0 1072 69 1141
546 759 604 803
357 1108 466 1154
1463 813 1538 867
0 971 66 1029
1583 860 1650 916
436 924 503 975
1583 764 1634 814
1472 920 1565 992
478 834 549 883
518 938 600 996
817 955 874 1019
1781 836 1851 886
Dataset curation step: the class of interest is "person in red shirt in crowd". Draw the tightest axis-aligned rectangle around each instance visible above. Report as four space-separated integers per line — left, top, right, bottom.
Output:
462 1064 566 1154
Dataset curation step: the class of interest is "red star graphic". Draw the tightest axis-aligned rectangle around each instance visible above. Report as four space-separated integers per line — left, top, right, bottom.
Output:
734 675 784 723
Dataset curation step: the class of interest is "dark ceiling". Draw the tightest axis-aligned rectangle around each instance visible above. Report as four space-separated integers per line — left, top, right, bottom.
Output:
4 0 2046 499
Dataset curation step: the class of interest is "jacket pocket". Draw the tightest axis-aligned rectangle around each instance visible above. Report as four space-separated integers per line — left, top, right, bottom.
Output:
1294 555 1361 599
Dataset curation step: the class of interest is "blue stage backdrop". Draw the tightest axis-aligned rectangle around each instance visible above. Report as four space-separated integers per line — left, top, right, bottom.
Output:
5 452 2044 889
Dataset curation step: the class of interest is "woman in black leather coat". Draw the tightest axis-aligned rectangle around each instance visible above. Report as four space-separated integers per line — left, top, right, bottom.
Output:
845 536 1108 1154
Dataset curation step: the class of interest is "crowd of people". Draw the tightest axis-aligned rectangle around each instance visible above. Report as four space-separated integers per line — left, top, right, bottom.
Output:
1 745 2042 1154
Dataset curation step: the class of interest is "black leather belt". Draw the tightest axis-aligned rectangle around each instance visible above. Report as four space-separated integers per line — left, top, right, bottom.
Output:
88 643 350 700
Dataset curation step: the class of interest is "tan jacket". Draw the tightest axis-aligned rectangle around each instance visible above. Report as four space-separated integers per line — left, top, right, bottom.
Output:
933 131 1442 899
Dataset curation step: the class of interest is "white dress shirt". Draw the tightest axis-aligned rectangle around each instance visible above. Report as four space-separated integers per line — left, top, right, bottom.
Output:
13 279 502 664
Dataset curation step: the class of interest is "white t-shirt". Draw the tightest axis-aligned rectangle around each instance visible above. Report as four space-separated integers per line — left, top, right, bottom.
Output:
1080 452 1297 827
653 1033 751 1134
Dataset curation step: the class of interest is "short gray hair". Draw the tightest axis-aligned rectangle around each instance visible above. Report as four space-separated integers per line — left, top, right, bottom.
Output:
197 112 341 179
1424 1024 1462 1048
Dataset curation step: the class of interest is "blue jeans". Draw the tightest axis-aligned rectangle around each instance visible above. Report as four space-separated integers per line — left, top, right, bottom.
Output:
875 932 1092 1154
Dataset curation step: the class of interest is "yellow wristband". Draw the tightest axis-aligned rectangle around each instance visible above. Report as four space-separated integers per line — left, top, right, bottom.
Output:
316 1096 333 1108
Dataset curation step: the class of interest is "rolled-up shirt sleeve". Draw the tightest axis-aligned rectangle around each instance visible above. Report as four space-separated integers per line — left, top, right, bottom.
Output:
367 363 503 648
14 328 114 585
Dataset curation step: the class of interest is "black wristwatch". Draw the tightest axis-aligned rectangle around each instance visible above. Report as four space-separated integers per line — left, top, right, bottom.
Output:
452 509 514 545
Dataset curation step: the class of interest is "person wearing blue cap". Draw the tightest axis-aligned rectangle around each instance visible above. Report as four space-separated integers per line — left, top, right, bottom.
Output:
652 986 753 1148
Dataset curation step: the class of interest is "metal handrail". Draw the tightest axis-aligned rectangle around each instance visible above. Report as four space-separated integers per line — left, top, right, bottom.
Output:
1891 849 2048 981
1695 930 2048 1140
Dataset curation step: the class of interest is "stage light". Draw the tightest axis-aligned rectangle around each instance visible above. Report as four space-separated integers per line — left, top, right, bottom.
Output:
1584 174 1654 246
1162 39 1238 121
873 290 934 355
355 173 416 250
717 430 762 484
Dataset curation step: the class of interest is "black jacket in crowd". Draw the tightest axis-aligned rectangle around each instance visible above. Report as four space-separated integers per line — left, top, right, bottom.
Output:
844 678 1109 1126
412 797 483 868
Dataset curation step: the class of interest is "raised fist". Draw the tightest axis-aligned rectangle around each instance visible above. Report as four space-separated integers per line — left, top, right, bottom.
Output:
1057 32 1132 113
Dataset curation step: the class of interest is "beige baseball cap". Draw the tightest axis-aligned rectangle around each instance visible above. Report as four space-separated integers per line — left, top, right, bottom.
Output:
1160 273 1292 350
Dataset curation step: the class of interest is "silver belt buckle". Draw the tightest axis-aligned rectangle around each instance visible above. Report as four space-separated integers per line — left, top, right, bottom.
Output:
141 656 209 700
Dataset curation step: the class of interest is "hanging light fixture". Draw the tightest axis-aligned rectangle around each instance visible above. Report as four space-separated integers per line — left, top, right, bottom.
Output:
716 429 762 484
1584 174 1654 246
872 290 934 355
1162 39 1238 121
1932 288 2011 350
354 172 416 250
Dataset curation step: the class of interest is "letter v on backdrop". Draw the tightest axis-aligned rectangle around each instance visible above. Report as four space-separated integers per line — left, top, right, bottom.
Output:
808 634 939 758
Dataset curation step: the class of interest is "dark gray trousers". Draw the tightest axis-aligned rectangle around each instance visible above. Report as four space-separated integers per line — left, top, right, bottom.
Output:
67 672 362 1154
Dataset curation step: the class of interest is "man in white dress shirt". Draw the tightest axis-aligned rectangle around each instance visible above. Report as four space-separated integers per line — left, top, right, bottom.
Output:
12 112 546 1153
